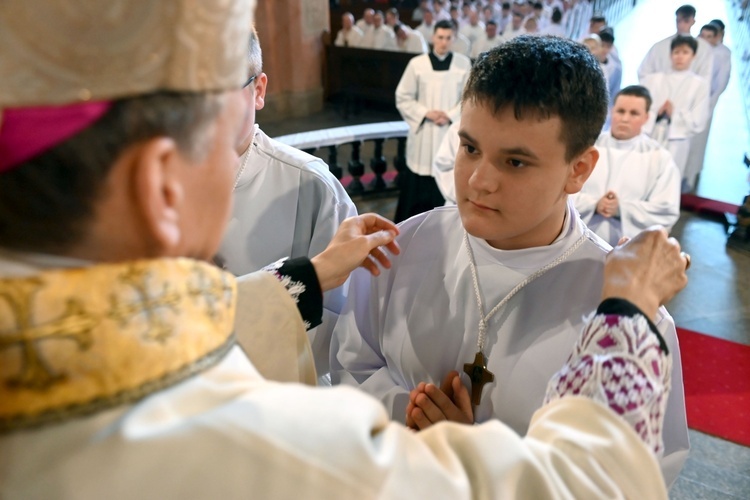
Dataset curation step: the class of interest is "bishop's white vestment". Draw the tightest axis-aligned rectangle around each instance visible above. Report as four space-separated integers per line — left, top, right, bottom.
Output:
395 52 471 176
0 253 671 499
574 132 681 246
331 202 689 486
219 126 357 376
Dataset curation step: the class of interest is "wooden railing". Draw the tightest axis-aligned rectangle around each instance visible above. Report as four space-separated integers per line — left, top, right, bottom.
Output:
275 121 409 197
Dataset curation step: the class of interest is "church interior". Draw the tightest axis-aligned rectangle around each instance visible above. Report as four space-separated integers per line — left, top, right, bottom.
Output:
257 0 750 498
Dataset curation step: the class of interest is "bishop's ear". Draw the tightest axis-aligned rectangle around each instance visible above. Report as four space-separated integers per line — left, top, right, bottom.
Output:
564 146 599 195
131 137 184 255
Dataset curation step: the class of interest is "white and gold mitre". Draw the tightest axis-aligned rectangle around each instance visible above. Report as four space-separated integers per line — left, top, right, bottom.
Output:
0 0 255 108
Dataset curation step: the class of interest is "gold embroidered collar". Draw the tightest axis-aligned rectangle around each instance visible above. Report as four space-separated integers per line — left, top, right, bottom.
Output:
0 258 236 433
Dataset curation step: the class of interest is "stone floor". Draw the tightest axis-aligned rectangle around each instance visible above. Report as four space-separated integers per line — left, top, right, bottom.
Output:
261 1 750 496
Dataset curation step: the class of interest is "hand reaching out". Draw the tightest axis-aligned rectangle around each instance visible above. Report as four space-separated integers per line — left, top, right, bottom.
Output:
311 214 401 292
406 371 473 430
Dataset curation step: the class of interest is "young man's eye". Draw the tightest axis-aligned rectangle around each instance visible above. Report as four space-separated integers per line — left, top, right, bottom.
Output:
462 144 478 155
508 159 525 168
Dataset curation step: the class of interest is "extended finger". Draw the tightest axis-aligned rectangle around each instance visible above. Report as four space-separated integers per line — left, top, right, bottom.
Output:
357 213 400 235
360 256 381 277
414 385 450 424
423 383 469 423
369 247 392 270
409 406 433 430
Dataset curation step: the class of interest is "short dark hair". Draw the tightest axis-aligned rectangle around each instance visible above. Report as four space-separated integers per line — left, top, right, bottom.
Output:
590 15 606 24
670 34 698 54
616 85 653 113
434 19 454 33
675 5 696 19
551 8 562 24
462 35 608 161
710 19 725 31
533 2 543 9
700 24 718 36
502 2 511 9
0 92 222 253
598 27 615 44
486 20 497 27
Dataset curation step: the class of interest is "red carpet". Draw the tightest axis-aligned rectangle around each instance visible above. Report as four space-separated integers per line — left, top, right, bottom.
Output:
677 327 750 446
680 193 740 217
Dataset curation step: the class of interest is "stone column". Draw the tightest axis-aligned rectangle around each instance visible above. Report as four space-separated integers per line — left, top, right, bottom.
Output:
254 0 329 122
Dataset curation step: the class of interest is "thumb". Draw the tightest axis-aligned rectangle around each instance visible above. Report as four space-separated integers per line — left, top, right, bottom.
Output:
452 375 474 423
364 229 397 249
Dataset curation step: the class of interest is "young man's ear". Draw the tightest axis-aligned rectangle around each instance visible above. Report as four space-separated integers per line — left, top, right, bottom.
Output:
131 137 184 254
564 146 599 195
253 72 268 111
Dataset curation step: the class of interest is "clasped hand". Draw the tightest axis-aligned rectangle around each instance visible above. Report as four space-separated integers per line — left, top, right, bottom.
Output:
406 371 474 430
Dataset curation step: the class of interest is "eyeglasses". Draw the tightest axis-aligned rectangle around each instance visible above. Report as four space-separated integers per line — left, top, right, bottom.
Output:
243 74 258 88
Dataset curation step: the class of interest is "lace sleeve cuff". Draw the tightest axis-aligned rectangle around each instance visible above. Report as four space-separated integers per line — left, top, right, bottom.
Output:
544 310 672 456
262 257 323 330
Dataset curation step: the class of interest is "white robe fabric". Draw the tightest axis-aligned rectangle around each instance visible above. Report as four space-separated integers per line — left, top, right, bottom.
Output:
638 34 714 82
432 118 460 204
459 22 486 46
361 25 396 50
470 33 506 59
684 42 732 185
451 32 472 58
395 29 428 54
395 52 471 176
0 254 669 499
640 70 710 180
219 126 358 376
574 132 681 246
334 26 364 48
415 21 434 43
331 202 689 486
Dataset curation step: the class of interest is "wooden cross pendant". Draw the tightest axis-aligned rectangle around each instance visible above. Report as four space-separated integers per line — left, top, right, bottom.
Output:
463 351 494 406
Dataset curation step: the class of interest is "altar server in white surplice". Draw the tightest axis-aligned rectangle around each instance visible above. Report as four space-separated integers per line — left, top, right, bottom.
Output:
334 12 364 48
638 4 713 82
394 19 471 222
640 35 709 190
684 21 732 189
574 86 681 246
361 10 397 50
1 3 693 499
333 36 689 487
219 29 357 379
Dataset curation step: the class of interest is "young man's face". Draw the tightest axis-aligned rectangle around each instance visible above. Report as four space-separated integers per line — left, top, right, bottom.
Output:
676 14 695 34
432 27 454 56
699 29 718 46
671 45 695 70
610 94 649 141
455 101 593 250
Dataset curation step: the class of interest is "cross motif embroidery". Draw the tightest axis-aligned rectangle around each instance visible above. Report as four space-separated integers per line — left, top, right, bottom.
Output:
0 279 97 390
109 267 181 343
186 265 233 320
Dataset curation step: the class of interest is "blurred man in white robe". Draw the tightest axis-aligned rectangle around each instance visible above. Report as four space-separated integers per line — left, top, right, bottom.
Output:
574 86 681 246
415 8 436 42
640 35 710 191
638 4 713 81
356 8 375 34
220 30 358 379
394 23 428 54
394 19 471 221
334 12 364 48
471 20 506 58
460 10 486 47
684 21 732 189
361 10 397 50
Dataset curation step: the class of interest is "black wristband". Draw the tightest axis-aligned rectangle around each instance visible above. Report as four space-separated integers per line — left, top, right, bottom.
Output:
276 257 323 330
596 298 669 354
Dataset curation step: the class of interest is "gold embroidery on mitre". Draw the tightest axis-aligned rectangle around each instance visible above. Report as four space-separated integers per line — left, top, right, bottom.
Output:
0 259 237 433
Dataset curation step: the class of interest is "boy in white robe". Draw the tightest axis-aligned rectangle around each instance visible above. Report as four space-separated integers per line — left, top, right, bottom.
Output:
574 86 681 246
332 35 689 486
685 21 732 188
394 19 472 222
640 35 710 191
638 4 713 82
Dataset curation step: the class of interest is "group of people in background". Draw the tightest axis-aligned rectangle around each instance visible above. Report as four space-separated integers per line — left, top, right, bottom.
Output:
372 2 731 249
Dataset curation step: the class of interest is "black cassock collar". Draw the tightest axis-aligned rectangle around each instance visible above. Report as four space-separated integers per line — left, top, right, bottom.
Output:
429 52 453 71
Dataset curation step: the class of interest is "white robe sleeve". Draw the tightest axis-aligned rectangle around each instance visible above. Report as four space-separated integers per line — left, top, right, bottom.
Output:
331 267 411 420
638 43 661 80
396 59 429 135
672 77 710 136
619 151 681 235
710 48 731 109
432 120 461 203
334 30 345 47
571 190 600 226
